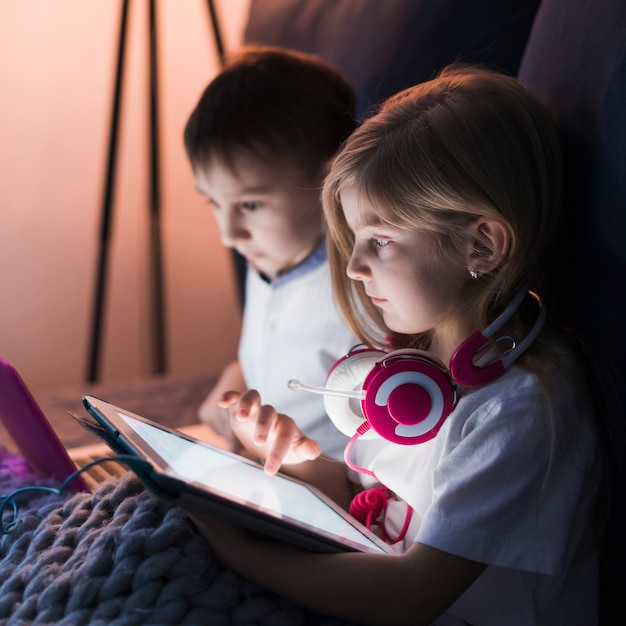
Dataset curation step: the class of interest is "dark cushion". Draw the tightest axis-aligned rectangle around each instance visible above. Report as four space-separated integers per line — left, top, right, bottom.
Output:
519 1 626 621
245 0 540 120
519 0 626 376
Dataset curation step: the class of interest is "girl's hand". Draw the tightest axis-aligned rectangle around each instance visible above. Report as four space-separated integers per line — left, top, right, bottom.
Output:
189 512 253 568
218 389 321 474
197 361 246 452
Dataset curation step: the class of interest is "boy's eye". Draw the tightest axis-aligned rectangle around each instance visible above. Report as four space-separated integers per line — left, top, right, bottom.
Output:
241 201 261 211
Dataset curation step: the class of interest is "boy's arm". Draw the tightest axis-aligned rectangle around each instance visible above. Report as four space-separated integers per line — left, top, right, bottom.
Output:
198 360 246 450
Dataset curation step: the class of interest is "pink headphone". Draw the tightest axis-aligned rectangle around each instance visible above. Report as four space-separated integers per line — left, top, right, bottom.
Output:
290 288 545 446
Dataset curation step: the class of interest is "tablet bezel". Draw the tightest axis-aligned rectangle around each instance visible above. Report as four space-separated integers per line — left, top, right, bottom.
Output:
82 395 396 555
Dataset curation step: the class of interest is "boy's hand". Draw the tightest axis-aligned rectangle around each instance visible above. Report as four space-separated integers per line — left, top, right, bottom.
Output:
218 389 321 474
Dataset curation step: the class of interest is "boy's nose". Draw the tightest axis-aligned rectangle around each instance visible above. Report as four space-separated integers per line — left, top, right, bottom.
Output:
218 211 249 247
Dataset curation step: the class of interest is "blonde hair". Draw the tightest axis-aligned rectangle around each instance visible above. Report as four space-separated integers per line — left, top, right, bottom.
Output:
323 66 608 530
323 65 564 352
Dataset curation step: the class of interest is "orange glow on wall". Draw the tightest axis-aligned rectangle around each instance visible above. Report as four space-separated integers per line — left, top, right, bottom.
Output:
0 0 251 389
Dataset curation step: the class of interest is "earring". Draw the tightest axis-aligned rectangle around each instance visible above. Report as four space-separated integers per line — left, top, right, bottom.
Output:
469 268 479 280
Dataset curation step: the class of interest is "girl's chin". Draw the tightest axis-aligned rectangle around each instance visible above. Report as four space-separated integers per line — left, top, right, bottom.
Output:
381 314 419 336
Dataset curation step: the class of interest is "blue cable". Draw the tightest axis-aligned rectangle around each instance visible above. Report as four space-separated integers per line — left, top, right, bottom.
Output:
0 455 151 535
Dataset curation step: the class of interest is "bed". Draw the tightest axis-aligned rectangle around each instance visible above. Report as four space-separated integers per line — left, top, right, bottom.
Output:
0 374 359 625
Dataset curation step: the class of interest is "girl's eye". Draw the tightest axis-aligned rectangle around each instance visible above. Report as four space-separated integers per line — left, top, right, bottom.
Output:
241 201 261 211
372 238 390 249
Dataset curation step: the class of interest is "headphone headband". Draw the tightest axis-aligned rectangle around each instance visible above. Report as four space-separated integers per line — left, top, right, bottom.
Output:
450 288 545 385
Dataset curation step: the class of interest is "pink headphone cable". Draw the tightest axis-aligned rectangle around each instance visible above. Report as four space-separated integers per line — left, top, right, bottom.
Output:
343 424 376 478
344 427 413 545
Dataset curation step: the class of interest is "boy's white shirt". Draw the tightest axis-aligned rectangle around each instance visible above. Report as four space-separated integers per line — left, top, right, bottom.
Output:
238 242 357 459
351 367 599 626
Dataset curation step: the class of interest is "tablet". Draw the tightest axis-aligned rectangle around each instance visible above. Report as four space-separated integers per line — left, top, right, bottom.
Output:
82 395 396 555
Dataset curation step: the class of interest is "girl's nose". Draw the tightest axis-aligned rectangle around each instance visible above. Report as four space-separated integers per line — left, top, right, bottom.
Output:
346 248 370 281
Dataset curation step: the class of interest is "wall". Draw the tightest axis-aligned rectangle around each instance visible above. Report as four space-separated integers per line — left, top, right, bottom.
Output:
0 0 252 391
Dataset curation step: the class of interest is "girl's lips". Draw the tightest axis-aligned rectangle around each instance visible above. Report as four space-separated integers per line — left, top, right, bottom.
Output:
368 294 386 306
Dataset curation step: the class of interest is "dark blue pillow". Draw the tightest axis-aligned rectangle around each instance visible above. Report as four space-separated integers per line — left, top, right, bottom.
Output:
519 2 626 622
245 0 540 120
519 0 626 375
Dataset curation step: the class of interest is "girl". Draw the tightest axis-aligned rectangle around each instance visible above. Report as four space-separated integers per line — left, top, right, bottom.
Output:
191 66 603 626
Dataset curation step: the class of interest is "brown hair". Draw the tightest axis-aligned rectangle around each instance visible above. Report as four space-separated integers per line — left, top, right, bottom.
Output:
184 45 356 175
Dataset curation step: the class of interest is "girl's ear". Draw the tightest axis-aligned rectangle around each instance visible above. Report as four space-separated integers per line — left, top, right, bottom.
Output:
466 217 512 276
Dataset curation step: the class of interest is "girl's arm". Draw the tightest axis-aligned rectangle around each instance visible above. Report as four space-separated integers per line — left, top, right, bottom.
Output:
210 389 486 623
190 513 486 626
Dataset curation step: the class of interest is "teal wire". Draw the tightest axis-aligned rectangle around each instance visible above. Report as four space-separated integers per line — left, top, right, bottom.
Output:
0 455 143 534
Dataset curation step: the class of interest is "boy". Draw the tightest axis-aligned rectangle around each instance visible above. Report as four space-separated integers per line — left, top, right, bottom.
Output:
183 46 358 458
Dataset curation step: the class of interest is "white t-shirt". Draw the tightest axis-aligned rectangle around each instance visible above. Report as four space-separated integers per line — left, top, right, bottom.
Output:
238 242 358 459
351 367 600 626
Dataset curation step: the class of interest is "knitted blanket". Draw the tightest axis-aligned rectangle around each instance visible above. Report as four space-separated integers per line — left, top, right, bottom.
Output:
0 454 358 626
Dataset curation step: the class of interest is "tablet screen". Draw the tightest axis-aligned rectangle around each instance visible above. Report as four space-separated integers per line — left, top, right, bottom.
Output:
83 395 394 554
120 412 351 535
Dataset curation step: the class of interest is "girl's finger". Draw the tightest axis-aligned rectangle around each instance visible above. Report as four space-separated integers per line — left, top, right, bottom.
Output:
236 389 262 420
292 436 322 462
217 390 242 407
263 417 301 475
253 403 277 445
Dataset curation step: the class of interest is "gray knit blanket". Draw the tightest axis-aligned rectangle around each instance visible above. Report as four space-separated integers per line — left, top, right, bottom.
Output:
0 452 358 626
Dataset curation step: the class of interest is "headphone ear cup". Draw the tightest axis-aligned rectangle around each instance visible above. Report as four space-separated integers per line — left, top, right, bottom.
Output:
362 349 456 445
324 348 384 439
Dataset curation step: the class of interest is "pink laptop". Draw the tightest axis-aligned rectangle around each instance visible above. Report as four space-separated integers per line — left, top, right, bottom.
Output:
0 357 88 492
